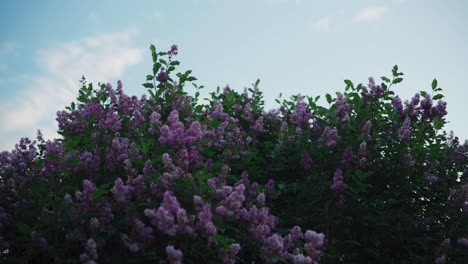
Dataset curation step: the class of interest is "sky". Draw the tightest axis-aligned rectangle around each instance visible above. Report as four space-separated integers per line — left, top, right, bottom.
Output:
0 0 467 150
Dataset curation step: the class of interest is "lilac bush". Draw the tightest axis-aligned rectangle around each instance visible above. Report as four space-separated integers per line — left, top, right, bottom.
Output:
0 44 467 263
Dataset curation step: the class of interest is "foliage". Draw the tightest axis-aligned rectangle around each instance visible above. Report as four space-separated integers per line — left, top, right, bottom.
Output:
0 44 467 263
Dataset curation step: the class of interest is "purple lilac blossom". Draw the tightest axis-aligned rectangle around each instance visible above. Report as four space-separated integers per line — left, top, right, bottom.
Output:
291 97 313 127
168 44 178 57
300 151 313 171
392 97 404 115
335 93 351 122
331 169 347 206
397 117 411 142
166 245 183 264
456 237 468 247
111 178 133 204
319 127 340 148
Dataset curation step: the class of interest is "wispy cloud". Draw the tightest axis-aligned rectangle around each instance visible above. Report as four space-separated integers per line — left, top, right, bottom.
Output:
311 17 331 32
0 28 144 150
0 42 18 72
145 10 162 21
267 0 302 5
353 6 387 22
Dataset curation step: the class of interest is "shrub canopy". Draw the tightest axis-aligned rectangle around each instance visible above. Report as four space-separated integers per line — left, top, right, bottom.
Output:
0 44 467 263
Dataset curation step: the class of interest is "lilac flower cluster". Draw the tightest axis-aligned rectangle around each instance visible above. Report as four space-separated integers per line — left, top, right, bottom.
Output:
168 44 178 58
291 97 313 128
144 191 193 236
334 93 351 123
319 127 340 148
391 97 403 115
397 117 411 142
331 169 347 206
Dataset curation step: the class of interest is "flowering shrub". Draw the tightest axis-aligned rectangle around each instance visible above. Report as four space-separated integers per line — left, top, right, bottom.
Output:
0 44 467 263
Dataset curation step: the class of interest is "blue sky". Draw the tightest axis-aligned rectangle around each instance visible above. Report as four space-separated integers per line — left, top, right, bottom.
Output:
0 0 467 150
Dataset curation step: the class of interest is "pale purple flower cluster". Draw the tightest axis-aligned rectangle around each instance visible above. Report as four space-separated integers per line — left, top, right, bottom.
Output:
397 117 411 142
31 231 48 249
144 191 193 236
134 219 154 242
432 100 447 118
319 127 340 148
99 110 122 132
424 172 438 183
106 136 141 168
166 245 183 264
403 153 415 167
300 151 313 171
331 169 346 206
111 178 133 204
456 237 468 247
168 44 178 58
341 147 356 169
420 94 433 113
391 97 403 115
251 116 266 132
450 145 466 164
78 151 101 176
335 93 351 122
121 234 139 253
129 109 146 128
157 68 170 83
197 204 217 236
220 243 241 264
211 101 230 120
80 238 98 263
291 97 313 127
259 227 325 263
435 238 450 264
367 77 384 96
361 120 372 135
358 142 368 166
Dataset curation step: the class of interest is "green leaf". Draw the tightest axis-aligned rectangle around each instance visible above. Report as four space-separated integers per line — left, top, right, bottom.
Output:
381 83 388 91
170 60 180 66
344 79 354 88
142 83 154 88
381 76 391 83
420 91 428 97
392 77 403 84
392 65 399 77
431 79 438 90
48 154 60 161
432 94 444 100
434 116 444 130
159 59 168 65
326 93 332 104
146 75 154 81
153 63 161 76
150 44 157 63
17 223 31 234
65 159 81 166
186 76 197 82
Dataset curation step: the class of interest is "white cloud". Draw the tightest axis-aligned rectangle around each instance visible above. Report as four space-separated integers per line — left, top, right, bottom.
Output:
0 28 144 150
145 10 162 21
311 17 331 32
353 6 387 22
0 42 18 72
267 0 302 4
